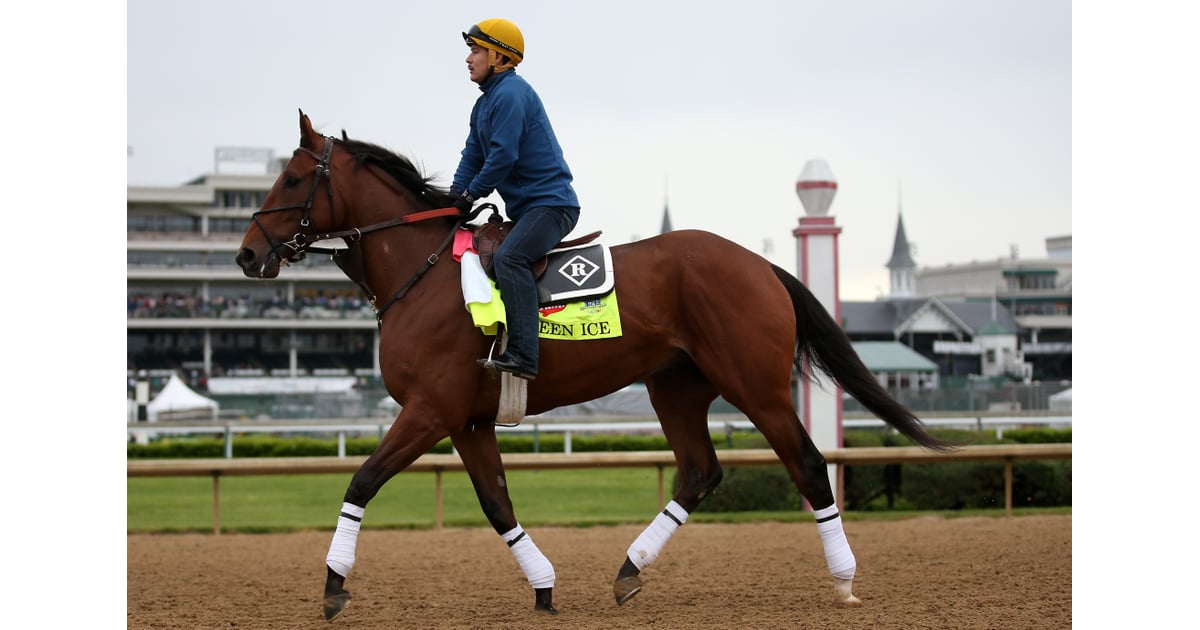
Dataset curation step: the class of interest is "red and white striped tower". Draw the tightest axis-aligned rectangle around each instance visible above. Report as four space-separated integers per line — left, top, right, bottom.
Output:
792 159 844 507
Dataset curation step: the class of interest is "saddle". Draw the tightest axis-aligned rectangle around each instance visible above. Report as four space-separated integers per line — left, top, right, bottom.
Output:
472 210 601 280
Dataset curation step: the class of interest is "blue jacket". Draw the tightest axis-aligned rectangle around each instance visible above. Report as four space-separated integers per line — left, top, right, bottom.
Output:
452 70 580 221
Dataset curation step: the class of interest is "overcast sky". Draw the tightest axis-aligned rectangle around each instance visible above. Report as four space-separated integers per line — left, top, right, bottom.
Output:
127 0 1072 301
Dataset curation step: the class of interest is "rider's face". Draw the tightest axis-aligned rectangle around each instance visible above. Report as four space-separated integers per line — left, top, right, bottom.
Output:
465 44 492 84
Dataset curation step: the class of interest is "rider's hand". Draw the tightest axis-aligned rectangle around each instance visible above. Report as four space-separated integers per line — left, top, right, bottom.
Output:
451 192 475 213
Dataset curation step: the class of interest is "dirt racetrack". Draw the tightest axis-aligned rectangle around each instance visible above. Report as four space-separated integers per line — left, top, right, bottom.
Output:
128 514 1070 629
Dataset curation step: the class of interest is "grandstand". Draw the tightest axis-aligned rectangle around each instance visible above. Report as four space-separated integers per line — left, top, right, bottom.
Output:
127 149 381 396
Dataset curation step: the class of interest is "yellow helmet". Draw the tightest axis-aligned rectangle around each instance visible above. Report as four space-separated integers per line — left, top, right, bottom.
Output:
463 18 524 65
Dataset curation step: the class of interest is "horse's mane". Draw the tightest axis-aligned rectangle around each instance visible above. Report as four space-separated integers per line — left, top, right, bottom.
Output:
335 135 457 209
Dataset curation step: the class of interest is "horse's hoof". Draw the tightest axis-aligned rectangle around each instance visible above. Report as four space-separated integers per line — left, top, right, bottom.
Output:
614 575 643 605
534 587 558 615
323 591 351 621
833 578 863 607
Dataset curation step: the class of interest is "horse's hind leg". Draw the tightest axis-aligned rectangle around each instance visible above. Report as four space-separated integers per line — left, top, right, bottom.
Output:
681 293 863 607
614 363 721 605
733 393 862 607
451 425 558 615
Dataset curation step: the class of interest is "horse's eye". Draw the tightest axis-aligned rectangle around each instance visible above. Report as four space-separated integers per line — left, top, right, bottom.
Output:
284 175 302 188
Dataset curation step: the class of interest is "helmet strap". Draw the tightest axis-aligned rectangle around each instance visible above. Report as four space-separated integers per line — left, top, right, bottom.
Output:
489 50 516 74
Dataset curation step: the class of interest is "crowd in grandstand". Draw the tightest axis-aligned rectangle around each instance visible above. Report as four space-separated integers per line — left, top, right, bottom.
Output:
127 292 376 319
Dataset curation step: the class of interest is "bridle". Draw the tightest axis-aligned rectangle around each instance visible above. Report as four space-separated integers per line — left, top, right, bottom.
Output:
249 135 488 323
250 136 338 263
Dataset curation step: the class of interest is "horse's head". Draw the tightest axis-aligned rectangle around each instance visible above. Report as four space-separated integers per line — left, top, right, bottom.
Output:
237 110 345 278
238 110 464 280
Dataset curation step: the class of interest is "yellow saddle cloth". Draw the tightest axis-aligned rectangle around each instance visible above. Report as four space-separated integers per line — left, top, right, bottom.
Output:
468 282 622 340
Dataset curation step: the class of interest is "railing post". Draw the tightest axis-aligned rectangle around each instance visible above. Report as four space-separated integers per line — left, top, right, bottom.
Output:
337 431 346 458
224 426 233 459
212 472 222 535
656 464 664 507
434 467 444 530
1004 459 1014 518
836 463 845 512
564 430 572 454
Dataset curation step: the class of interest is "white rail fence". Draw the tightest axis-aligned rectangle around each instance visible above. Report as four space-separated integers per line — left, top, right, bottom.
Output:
128 413 1070 457
128 444 1073 533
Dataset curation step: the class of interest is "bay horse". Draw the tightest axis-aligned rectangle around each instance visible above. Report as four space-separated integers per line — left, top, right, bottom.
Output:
236 111 953 622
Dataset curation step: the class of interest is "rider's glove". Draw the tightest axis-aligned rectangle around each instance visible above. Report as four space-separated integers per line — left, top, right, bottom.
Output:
451 191 476 213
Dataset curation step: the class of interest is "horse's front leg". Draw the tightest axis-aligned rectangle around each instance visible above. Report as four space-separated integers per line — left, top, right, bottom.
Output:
614 369 721 605
451 424 558 615
323 407 447 621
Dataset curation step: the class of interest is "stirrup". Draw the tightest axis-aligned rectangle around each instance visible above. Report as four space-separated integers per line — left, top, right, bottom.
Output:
480 327 505 364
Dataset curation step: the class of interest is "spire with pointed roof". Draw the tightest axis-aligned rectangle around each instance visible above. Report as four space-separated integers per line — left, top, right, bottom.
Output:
660 175 673 234
886 184 917 298
887 213 916 270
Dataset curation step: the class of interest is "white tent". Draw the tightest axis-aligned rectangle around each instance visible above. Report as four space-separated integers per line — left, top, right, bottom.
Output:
376 395 401 417
146 373 219 421
1048 388 1072 412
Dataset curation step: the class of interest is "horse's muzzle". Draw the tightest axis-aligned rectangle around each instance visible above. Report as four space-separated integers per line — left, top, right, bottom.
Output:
236 247 281 279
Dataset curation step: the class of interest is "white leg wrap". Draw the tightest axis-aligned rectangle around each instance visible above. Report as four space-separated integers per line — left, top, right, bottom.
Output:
502 525 555 589
813 504 856 580
326 502 365 578
627 500 689 571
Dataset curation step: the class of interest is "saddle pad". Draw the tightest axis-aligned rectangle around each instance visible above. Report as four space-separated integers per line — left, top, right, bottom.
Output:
458 237 621 340
537 244 614 304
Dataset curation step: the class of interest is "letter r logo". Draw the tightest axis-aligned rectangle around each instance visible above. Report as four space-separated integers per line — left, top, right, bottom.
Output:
557 254 600 287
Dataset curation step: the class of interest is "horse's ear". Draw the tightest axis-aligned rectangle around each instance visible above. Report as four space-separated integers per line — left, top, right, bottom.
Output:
341 129 349 142
298 109 317 149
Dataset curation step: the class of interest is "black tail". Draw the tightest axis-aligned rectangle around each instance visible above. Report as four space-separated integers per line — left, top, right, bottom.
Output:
772 265 956 452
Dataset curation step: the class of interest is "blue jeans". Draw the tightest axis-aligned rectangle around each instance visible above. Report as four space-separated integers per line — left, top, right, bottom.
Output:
492 206 579 371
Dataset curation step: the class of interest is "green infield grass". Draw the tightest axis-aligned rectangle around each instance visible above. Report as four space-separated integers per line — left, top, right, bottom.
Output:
129 468 672 533
127 467 1068 534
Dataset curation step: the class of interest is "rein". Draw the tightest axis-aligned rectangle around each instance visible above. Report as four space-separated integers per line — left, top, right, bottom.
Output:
302 206 464 253
331 203 489 324
250 134 490 324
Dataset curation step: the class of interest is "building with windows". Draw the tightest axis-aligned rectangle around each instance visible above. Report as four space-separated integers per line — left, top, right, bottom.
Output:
842 213 1071 384
127 149 381 393
916 236 1071 376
